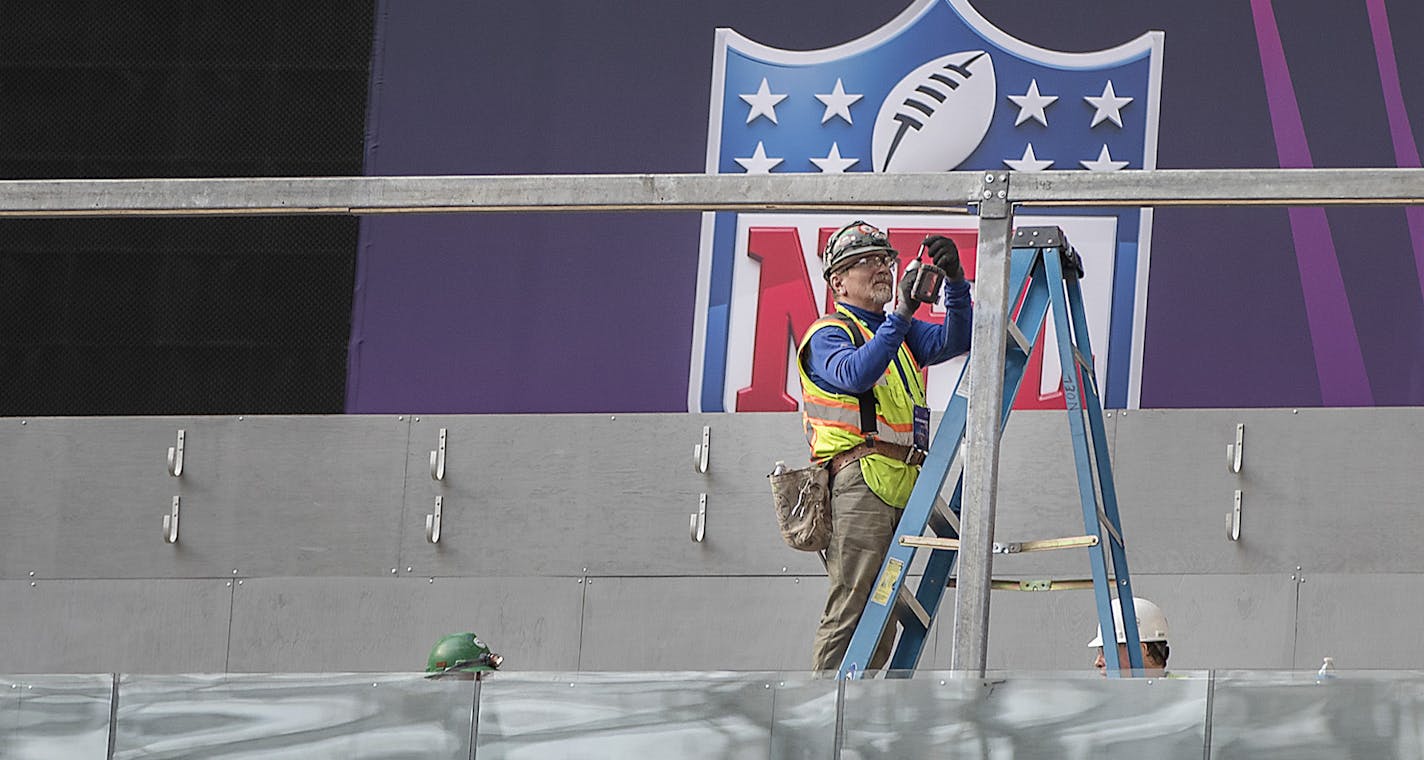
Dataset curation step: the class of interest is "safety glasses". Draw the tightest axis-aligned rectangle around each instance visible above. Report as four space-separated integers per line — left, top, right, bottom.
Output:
844 252 897 271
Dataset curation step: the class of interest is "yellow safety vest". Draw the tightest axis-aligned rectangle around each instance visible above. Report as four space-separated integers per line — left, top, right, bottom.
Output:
797 305 926 507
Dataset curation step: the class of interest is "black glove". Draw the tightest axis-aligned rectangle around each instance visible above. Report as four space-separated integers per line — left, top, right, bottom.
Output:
924 235 965 281
895 260 923 319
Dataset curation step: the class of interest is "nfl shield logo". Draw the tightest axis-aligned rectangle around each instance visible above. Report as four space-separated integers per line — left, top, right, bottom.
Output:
689 0 1163 414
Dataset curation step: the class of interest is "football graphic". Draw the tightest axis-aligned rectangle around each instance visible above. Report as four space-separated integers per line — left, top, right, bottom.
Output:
872 50 996 172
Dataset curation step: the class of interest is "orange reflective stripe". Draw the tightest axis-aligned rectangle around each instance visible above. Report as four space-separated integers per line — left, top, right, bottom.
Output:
804 409 910 437
804 409 862 428
803 397 861 416
812 418 863 435
877 419 914 434
807 395 860 411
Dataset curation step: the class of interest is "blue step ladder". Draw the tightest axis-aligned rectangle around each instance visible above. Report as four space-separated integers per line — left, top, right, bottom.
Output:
838 225 1144 679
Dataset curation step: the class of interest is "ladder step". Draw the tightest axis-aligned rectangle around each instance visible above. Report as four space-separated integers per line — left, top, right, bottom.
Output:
995 535 1099 554
945 577 1115 592
900 534 1098 553
896 585 931 630
902 535 959 550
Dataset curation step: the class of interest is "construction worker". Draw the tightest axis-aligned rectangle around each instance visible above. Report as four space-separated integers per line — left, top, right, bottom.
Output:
425 632 503 680
1088 597 1170 676
800 221 972 672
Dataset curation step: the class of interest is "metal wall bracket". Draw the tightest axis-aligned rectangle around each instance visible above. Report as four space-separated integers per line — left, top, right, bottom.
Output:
1228 489 1243 541
1226 423 1244 540
976 172 1010 219
693 426 710 473
426 495 443 543
162 496 180 543
166 429 185 477
1226 423 1244 473
429 428 447 481
690 493 707 542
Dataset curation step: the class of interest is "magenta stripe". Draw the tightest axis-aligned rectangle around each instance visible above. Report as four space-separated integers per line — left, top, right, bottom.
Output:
1250 0 1374 406
1365 0 1424 307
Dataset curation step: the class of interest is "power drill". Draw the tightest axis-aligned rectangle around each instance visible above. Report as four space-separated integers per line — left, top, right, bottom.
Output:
907 242 947 304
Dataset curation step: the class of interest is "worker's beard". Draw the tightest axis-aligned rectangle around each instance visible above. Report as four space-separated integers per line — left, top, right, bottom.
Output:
869 280 893 306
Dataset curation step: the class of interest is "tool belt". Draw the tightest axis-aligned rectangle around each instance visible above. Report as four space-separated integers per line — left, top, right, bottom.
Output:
827 438 926 477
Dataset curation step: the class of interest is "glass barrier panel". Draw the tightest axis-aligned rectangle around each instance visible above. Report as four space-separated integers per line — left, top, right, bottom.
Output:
1208 670 1424 759
475 671 833 759
113 673 475 760
0 675 114 760
842 670 1209 759
769 677 839 760
26 668 1424 757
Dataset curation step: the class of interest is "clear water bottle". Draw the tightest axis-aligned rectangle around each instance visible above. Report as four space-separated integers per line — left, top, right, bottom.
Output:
1316 656 1336 682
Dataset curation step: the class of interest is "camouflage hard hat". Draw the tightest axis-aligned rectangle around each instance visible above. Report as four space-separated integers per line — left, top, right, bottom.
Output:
426 632 503 674
821 220 896 280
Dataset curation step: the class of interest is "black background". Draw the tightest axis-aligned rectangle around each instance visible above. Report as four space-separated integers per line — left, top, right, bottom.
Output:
0 3 374 415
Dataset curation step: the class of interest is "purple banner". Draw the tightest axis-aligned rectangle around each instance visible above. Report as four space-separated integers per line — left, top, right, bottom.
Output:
348 0 1424 412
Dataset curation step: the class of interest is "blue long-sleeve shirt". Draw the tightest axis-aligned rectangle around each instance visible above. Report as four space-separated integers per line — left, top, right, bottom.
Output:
804 279 973 396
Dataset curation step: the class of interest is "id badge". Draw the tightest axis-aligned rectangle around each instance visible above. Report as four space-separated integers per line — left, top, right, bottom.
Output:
913 405 930 450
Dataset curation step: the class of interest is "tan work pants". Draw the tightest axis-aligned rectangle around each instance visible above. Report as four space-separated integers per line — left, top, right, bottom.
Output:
811 462 900 672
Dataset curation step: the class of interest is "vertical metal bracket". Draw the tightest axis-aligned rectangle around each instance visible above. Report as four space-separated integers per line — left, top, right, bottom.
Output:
429 428 448 481
162 496 180 543
426 495 443 543
167 429 186 477
977 171 1011 219
1225 423 1244 473
1228 490 1243 541
1226 423 1244 540
690 493 707 542
692 426 710 473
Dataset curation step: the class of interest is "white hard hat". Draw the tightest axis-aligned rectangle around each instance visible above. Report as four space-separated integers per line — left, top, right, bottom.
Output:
1087 597 1169 647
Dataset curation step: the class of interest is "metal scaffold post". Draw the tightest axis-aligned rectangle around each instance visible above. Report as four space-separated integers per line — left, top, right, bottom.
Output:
951 172 1013 674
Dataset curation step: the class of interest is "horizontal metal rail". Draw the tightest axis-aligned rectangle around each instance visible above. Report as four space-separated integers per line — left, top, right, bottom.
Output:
0 168 1419 217
1011 168 1424 206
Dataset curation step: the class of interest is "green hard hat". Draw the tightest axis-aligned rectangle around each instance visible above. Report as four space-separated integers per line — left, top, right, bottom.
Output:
426 632 503 674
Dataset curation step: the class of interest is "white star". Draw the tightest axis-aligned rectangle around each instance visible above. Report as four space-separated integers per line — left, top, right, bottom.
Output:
1004 143 1053 172
1007 79 1058 127
810 143 858 173
735 141 783 174
739 78 787 125
1084 81 1133 128
814 78 863 125
1080 144 1129 172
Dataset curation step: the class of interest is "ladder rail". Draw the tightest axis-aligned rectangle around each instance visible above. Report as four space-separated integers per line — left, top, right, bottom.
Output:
1042 249 1143 675
901 248 1061 671
1061 266 1143 672
884 250 1056 675
841 249 1052 678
